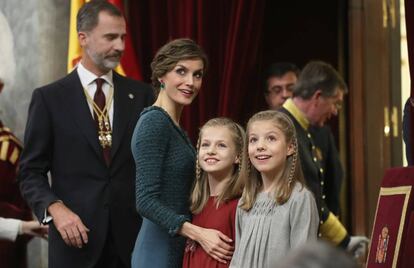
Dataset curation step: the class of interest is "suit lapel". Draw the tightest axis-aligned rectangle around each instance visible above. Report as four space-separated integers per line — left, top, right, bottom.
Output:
60 71 103 161
111 73 134 160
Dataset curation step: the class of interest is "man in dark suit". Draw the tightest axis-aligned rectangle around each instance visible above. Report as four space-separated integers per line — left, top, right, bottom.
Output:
263 62 299 110
18 1 153 267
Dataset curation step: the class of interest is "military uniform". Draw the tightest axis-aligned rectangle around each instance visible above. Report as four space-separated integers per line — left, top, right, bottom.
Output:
281 99 350 247
310 126 343 215
0 120 32 268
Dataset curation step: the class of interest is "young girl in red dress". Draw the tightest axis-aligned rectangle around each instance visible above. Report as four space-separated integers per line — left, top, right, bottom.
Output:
183 118 248 268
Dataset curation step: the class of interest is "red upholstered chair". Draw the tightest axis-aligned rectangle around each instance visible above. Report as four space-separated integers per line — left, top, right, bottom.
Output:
367 167 414 268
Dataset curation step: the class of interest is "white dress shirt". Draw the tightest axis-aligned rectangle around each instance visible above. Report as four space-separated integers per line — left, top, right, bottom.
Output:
77 62 114 126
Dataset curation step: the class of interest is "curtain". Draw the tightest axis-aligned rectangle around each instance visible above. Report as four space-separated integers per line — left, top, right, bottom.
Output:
128 0 265 142
108 0 143 79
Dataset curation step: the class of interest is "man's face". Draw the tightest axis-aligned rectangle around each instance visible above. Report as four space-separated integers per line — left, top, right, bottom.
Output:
79 11 126 74
264 71 297 109
307 88 344 127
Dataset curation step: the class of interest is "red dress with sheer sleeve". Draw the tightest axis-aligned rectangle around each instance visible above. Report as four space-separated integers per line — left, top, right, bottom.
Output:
183 197 238 268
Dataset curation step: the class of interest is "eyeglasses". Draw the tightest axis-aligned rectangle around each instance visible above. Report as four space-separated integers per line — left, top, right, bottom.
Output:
322 96 343 111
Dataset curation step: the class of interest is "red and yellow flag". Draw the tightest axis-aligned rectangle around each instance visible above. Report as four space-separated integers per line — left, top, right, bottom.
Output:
67 0 142 80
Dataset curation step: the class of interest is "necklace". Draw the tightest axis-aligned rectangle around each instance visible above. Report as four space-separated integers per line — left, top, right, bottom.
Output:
83 85 114 148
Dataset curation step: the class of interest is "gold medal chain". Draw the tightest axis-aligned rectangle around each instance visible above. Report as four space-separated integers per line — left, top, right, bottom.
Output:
83 85 114 120
83 84 114 148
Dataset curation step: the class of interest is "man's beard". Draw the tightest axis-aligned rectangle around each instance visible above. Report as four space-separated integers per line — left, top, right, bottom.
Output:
86 48 121 72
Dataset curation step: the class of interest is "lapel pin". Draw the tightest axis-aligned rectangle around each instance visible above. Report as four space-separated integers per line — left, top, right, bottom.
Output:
128 93 134 99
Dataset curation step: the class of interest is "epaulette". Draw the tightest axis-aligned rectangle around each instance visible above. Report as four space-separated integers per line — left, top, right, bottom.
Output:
0 126 23 148
0 129 22 165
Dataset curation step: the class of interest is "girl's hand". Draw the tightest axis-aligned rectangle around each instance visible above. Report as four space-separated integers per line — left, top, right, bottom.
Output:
197 228 234 264
20 220 49 239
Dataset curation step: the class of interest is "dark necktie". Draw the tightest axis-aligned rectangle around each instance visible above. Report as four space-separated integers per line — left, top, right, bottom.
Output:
94 78 111 166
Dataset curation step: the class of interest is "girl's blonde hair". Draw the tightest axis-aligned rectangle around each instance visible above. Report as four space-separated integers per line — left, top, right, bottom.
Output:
240 110 305 211
190 117 248 214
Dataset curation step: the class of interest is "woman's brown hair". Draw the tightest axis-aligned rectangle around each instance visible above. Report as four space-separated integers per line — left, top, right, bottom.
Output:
150 38 208 97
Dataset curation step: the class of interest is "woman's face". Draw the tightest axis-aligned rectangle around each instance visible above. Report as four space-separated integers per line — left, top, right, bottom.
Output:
159 59 204 106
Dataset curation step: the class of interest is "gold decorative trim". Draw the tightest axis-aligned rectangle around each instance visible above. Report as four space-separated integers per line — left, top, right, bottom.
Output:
0 126 12 132
0 140 9 161
282 99 309 130
7 135 22 148
10 147 20 165
0 135 23 148
367 185 411 268
320 212 347 245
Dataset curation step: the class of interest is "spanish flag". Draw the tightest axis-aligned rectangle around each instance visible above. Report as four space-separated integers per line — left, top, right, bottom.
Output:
67 0 142 80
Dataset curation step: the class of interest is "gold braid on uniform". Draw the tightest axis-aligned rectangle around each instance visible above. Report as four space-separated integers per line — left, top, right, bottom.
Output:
319 212 348 245
0 128 22 165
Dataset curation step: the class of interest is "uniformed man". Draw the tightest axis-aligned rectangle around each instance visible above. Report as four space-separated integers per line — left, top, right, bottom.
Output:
263 62 344 215
280 61 368 256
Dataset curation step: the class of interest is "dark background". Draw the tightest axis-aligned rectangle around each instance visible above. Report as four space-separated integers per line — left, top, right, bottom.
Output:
127 0 347 142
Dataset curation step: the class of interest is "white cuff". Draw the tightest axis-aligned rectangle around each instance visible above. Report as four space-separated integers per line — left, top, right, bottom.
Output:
0 218 22 241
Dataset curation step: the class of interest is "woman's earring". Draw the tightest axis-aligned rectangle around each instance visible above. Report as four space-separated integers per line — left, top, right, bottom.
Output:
160 80 165 90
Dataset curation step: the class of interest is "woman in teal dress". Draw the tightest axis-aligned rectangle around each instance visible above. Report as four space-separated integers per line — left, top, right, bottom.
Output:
131 39 233 268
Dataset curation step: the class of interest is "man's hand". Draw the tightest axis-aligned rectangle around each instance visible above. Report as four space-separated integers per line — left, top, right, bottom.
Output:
21 220 49 239
48 202 89 248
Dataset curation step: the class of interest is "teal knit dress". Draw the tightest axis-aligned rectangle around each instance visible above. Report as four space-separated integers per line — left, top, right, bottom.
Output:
131 106 195 268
